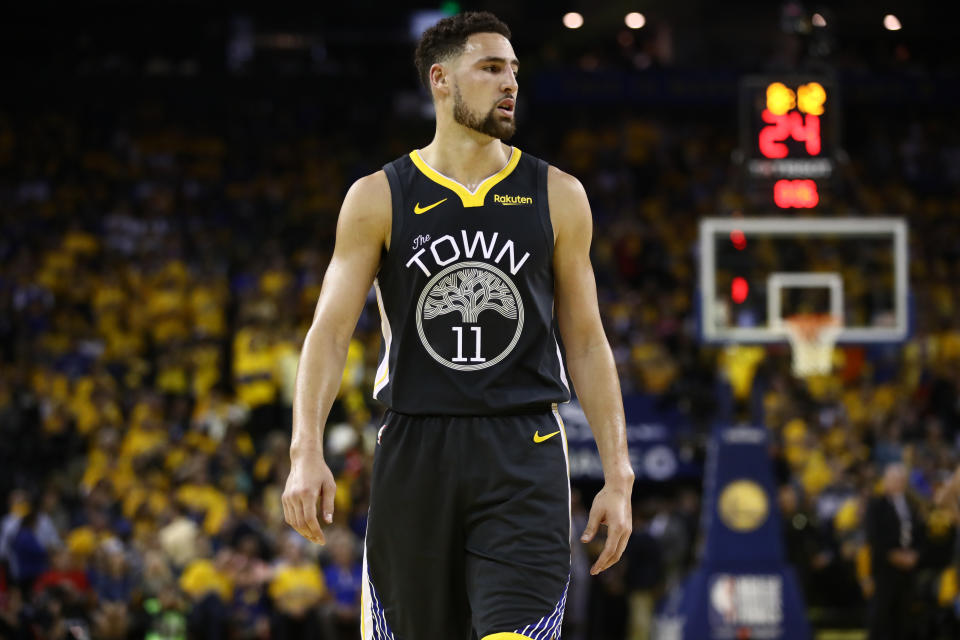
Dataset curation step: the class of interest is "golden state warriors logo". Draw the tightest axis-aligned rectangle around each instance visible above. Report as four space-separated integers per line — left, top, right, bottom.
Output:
718 480 768 532
415 261 524 371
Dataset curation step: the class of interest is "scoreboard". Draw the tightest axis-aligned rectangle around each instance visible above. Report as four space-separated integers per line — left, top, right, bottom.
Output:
739 75 838 210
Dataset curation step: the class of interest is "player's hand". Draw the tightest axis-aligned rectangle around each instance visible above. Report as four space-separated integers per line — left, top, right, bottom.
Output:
581 479 633 575
282 453 337 545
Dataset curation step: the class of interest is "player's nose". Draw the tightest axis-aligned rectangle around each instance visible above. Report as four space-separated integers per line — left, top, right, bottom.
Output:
501 69 518 94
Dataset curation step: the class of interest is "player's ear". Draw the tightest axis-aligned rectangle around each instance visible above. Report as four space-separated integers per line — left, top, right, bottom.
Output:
430 63 449 96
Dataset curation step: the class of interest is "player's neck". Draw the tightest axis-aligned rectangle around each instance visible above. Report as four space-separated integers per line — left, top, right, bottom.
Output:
418 126 511 192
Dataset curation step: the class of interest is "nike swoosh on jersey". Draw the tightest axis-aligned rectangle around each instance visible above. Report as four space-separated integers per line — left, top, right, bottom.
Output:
533 429 561 443
413 198 447 214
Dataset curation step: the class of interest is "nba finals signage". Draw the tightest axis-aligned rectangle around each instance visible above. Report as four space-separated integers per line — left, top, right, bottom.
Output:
654 425 810 640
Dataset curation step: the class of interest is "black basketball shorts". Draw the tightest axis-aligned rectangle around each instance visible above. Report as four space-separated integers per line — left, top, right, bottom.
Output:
361 404 572 640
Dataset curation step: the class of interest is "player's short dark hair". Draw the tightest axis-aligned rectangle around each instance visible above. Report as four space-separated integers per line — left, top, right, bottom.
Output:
414 11 512 90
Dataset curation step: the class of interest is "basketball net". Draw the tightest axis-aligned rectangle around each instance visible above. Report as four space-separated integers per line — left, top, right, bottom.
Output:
782 313 841 377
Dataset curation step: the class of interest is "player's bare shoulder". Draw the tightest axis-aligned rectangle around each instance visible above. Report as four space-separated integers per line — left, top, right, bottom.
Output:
339 170 392 252
546 165 592 247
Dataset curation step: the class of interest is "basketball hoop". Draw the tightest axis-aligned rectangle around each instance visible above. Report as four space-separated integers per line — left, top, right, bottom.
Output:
781 313 841 377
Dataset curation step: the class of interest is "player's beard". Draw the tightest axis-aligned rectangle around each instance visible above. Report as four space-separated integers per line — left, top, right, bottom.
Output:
453 84 516 141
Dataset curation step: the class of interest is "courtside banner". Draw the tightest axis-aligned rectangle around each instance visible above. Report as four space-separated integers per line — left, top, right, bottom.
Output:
653 425 810 640
557 398 699 482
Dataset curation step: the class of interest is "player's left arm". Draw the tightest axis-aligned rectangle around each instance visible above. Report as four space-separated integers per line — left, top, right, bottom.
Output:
549 165 634 575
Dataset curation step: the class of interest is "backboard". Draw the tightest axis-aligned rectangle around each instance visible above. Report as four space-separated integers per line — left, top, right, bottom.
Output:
698 217 909 344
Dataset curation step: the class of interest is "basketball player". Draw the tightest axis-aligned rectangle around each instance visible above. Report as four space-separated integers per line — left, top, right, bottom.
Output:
282 12 633 639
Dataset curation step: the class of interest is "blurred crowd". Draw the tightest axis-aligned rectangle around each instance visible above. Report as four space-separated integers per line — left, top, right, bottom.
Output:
0 82 959 640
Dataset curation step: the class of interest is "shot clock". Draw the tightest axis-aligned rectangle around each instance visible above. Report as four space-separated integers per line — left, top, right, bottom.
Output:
738 75 839 210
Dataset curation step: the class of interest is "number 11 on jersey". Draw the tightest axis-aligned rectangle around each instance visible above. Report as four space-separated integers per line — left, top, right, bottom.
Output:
451 326 485 363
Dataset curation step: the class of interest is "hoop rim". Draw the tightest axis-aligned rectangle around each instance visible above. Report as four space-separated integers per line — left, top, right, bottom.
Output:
783 313 843 330
781 313 843 341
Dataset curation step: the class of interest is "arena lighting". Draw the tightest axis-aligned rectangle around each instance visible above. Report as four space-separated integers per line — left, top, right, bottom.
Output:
812 13 826 28
883 14 902 31
625 12 646 29
563 12 584 29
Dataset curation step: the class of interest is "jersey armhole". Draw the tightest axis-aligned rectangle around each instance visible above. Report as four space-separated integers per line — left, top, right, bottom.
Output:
535 159 554 260
382 161 404 256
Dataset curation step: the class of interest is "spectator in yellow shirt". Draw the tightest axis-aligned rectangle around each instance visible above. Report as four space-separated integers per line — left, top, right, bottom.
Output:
269 534 334 638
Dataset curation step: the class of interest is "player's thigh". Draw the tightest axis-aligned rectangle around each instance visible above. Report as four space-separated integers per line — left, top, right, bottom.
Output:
463 412 571 640
363 412 471 640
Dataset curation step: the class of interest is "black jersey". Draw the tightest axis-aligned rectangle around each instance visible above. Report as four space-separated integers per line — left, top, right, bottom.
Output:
373 147 571 415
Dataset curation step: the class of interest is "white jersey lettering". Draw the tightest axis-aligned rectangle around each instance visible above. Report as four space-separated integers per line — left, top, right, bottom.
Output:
430 235 461 267
405 249 432 276
494 239 531 275
461 230 499 260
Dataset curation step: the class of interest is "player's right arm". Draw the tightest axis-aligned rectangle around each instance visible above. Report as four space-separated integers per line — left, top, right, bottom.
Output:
282 171 391 545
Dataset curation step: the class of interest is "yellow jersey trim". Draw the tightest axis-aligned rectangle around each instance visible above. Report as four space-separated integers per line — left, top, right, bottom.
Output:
482 634 533 640
409 147 522 208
